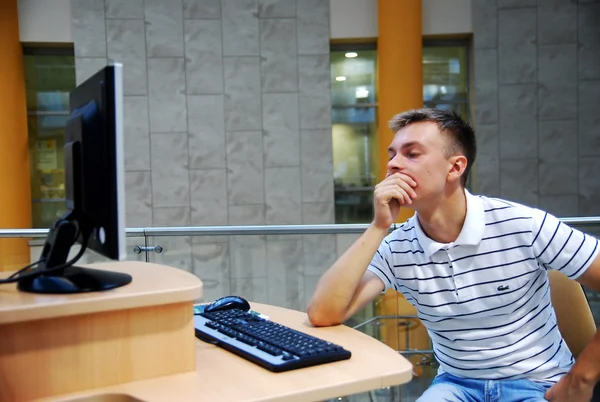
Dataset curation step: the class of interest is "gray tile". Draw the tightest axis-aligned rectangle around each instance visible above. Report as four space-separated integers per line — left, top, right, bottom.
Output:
223 57 262 131
187 95 226 169
106 19 147 96
144 0 184 57
539 120 577 158
262 93 300 167
192 240 230 299
267 272 304 310
229 235 267 278
72 0 106 57
538 44 578 85
499 85 537 158
303 275 321 311
260 19 298 93
226 131 264 205
125 171 153 227
265 167 302 225
267 239 304 310
194 275 230 304
297 0 329 55
500 159 539 207
105 0 144 18
538 44 577 120
222 0 259 56
538 0 577 45
153 207 191 226
190 169 228 225
475 123 499 160
579 157 600 215
498 0 536 7
301 129 334 202
75 57 108 86
473 158 500 197
336 233 361 258
298 55 332 129
150 133 190 207
578 3 600 80
579 81 600 156
151 235 193 272
474 49 499 124
185 19 223 95
147 58 187 133
539 157 578 195
472 0 497 49
230 278 268 303
258 0 295 18
302 202 335 224
539 195 580 218
303 235 336 276
183 0 221 18
498 8 537 84
228 204 266 225
123 96 150 171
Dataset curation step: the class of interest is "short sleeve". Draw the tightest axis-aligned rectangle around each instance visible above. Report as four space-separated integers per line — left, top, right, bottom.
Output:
367 237 397 292
531 208 599 279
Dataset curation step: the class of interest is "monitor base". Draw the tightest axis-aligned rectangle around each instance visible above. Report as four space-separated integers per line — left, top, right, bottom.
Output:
17 266 132 294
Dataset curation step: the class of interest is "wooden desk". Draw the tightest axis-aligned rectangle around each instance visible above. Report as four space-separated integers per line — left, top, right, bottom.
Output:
44 302 413 402
0 262 412 401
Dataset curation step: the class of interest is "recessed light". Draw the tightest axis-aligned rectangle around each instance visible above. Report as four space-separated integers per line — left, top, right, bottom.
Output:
335 76 347 81
345 52 358 58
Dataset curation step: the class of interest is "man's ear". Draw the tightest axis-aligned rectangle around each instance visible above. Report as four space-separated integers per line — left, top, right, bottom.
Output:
447 155 468 183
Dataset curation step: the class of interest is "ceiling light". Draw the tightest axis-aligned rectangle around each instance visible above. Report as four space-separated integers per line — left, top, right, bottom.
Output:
355 87 369 99
335 76 347 81
345 52 358 58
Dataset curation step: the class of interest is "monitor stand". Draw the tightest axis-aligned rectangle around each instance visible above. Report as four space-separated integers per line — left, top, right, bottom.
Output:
17 212 132 294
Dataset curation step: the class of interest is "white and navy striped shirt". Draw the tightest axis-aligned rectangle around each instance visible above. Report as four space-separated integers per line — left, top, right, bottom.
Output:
367 190 599 383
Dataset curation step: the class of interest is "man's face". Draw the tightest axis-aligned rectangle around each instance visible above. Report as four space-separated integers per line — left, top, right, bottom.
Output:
386 122 454 206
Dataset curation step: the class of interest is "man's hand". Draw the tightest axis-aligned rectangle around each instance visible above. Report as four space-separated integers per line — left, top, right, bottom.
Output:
372 173 417 230
545 373 594 402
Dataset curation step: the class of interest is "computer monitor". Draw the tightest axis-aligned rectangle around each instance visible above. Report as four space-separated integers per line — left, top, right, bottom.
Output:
17 62 132 294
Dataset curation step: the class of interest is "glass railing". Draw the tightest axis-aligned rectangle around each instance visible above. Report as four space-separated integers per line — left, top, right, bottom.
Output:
1 216 599 402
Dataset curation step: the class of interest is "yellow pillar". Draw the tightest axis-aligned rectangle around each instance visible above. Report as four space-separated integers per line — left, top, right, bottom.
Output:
377 0 423 222
0 0 33 271
376 0 430 372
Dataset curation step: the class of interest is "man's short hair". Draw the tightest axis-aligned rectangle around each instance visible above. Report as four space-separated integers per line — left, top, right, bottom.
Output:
389 108 477 186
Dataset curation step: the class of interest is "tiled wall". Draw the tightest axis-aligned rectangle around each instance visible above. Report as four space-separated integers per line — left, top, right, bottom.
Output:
472 0 600 217
72 0 335 309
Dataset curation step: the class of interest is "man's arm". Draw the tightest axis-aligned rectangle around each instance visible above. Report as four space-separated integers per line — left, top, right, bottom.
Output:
306 225 388 327
546 253 600 402
306 173 417 327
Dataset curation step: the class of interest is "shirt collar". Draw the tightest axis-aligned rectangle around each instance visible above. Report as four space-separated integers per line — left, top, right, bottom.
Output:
414 190 485 259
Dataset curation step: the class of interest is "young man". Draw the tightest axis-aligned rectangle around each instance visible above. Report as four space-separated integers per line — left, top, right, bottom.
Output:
307 108 600 402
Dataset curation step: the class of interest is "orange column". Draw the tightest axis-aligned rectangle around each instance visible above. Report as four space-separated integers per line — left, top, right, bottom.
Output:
0 0 33 271
376 0 431 372
377 0 423 222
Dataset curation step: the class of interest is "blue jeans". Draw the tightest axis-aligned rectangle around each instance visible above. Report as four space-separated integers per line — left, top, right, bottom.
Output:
416 372 553 402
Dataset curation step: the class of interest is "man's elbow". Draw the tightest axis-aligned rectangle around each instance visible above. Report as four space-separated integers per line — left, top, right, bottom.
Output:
306 303 344 327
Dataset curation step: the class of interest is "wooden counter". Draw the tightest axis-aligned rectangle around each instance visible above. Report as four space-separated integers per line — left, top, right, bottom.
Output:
0 262 203 401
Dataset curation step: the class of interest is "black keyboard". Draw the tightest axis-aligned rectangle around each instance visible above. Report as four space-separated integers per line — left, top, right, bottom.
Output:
194 309 351 372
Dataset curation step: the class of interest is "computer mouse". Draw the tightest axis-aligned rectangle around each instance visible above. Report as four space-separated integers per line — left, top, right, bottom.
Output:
204 295 251 313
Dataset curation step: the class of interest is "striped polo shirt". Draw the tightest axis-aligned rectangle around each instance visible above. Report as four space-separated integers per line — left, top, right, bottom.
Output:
367 190 599 382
